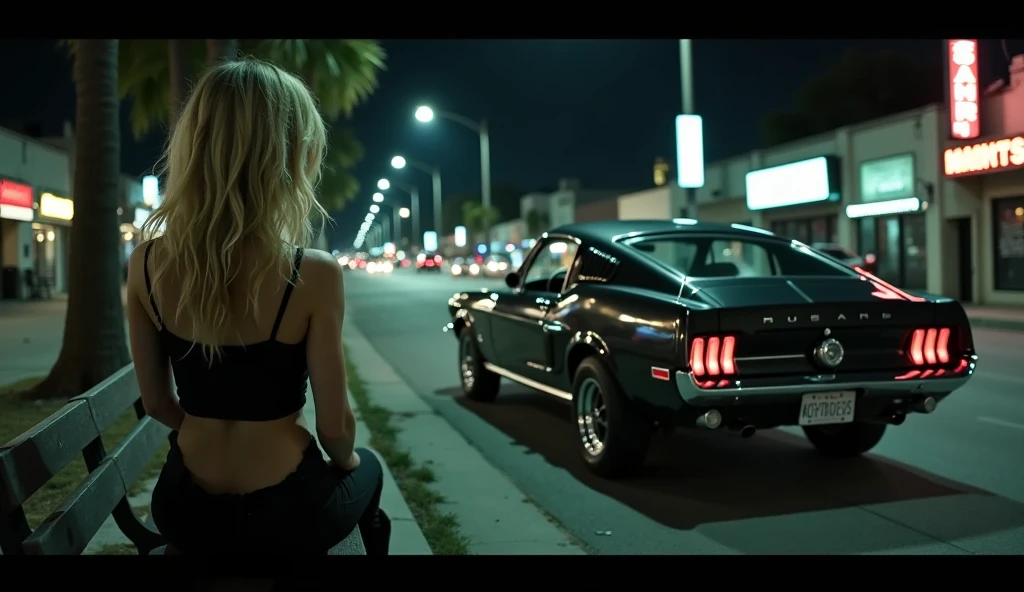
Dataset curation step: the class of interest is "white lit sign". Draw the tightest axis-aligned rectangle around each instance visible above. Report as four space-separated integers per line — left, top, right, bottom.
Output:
675 114 705 189
860 154 915 203
39 193 74 221
423 231 438 252
454 225 467 247
845 197 922 219
134 208 150 228
142 175 160 207
745 156 837 211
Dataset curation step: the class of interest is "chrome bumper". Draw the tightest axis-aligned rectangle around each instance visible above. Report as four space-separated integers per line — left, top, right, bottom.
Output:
675 356 978 406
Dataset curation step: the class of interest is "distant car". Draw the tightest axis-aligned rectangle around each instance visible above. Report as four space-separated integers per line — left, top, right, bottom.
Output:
813 243 877 274
417 252 443 273
444 220 977 479
450 257 480 278
481 255 510 278
366 258 394 274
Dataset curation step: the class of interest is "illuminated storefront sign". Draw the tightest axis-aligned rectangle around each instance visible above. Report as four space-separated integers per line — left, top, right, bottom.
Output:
745 156 840 211
860 154 915 202
948 39 980 140
846 197 922 219
943 135 1024 178
0 179 34 222
39 193 74 221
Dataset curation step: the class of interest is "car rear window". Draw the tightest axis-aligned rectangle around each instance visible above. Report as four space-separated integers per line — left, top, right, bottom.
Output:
624 235 858 279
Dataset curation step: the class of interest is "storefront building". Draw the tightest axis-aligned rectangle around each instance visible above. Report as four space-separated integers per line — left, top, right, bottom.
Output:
746 155 843 247
939 49 1024 305
34 191 73 294
0 178 35 299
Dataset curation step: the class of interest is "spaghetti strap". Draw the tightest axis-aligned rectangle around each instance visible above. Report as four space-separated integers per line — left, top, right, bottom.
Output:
270 247 304 341
144 242 164 329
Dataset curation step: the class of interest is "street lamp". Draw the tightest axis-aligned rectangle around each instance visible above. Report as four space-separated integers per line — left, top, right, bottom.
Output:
392 154 444 236
377 179 390 191
372 192 384 203
414 105 491 241
372 201 401 247
399 207 410 218
369 204 380 214
379 178 421 249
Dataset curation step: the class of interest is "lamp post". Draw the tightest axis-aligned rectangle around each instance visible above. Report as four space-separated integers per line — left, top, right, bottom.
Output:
371 201 401 246
391 155 443 236
414 106 491 241
679 39 697 219
378 178 420 249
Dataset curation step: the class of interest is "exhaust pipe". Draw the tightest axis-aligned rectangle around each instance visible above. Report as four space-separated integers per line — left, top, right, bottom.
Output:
910 396 937 414
696 410 722 430
739 425 756 438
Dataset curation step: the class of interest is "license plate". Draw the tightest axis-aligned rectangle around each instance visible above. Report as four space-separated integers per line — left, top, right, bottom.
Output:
798 391 856 426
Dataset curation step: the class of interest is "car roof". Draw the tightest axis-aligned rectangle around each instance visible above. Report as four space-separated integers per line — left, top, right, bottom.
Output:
549 219 783 244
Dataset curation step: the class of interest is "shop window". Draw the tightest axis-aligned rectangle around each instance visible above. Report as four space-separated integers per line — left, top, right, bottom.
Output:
993 196 1024 291
902 214 927 291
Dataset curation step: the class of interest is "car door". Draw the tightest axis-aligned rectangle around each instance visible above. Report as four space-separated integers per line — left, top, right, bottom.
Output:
489 236 580 382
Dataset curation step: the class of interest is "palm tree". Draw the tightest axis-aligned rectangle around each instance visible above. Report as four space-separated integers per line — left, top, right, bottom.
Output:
33 40 131 399
114 39 385 211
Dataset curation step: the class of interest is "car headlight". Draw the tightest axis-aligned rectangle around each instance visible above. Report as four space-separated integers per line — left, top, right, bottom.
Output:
469 264 480 275
452 264 462 275
382 263 393 273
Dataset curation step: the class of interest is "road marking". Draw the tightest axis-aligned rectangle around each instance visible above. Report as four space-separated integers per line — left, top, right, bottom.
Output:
977 416 1024 432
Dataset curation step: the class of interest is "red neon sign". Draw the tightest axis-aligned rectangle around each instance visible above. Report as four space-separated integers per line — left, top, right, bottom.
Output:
948 39 980 140
0 180 33 209
943 136 1024 177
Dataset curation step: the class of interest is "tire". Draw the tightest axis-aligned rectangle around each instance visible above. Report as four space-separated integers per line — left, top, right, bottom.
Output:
458 329 500 402
802 422 887 458
571 357 651 478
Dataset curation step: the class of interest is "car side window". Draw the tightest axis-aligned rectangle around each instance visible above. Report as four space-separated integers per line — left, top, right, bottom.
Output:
522 239 578 292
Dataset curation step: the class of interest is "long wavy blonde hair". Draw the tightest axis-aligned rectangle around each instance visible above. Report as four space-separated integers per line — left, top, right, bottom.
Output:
141 58 330 362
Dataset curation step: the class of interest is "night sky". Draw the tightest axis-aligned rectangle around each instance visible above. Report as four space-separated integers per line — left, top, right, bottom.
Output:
2 39 1022 248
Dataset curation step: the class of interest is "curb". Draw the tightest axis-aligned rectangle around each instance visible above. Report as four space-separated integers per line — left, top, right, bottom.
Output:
342 318 586 555
300 390 433 555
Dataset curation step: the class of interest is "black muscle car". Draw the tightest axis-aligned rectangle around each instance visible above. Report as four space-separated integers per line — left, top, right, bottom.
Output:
443 220 978 478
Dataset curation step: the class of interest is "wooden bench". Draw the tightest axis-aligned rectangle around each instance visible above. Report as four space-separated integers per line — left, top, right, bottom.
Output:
0 363 365 556
0 364 168 555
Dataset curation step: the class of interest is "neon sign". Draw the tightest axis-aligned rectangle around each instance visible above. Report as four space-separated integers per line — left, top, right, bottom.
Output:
943 136 1024 178
948 39 980 140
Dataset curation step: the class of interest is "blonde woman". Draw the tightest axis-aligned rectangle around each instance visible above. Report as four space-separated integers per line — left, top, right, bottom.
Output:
126 59 390 555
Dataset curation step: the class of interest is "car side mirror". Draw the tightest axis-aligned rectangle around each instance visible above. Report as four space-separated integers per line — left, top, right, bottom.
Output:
505 272 520 289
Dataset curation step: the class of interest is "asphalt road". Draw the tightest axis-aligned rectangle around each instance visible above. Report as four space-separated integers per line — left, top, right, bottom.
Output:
345 269 1024 555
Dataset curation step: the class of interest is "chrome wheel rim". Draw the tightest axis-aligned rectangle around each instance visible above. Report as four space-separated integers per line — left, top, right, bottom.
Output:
576 377 607 456
460 336 475 391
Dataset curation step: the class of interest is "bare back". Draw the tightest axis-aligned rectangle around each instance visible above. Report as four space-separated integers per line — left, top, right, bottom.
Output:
130 241 326 493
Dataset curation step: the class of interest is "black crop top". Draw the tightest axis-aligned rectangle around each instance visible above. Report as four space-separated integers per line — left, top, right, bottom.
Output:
144 242 309 421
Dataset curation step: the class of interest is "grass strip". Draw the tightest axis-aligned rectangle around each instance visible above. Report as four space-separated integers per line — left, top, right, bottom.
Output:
344 346 470 555
0 377 166 542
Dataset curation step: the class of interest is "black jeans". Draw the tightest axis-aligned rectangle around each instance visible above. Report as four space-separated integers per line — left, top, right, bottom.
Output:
151 432 390 555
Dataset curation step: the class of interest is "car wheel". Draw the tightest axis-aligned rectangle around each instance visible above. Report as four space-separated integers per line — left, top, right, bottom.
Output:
458 330 500 402
572 357 651 479
802 422 886 458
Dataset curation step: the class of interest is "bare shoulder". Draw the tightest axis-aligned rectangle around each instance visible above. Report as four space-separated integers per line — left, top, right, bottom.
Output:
299 248 345 293
127 239 159 290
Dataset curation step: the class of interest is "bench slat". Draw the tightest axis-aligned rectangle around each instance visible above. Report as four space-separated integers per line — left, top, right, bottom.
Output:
22 459 127 555
0 401 98 512
69 365 140 433
109 416 170 488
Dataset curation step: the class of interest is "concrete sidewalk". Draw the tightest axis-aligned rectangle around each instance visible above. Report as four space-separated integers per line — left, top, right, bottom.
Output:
343 320 585 555
964 305 1024 332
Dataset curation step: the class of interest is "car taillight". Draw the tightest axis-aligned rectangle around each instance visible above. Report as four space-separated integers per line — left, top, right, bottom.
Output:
907 327 952 366
689 335 737 378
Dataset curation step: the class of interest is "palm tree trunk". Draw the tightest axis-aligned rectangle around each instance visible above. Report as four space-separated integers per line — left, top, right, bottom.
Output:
33 39 131 400
168 39 187 127
206 39 238 67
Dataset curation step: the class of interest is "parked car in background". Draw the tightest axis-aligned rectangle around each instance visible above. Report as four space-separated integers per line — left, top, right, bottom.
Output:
481 254 511 278
417 252 443 273
451 257 480 278
812 243 877 274
444 220 977 478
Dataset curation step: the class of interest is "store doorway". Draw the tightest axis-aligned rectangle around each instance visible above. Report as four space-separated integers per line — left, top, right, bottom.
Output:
952 217 973 302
